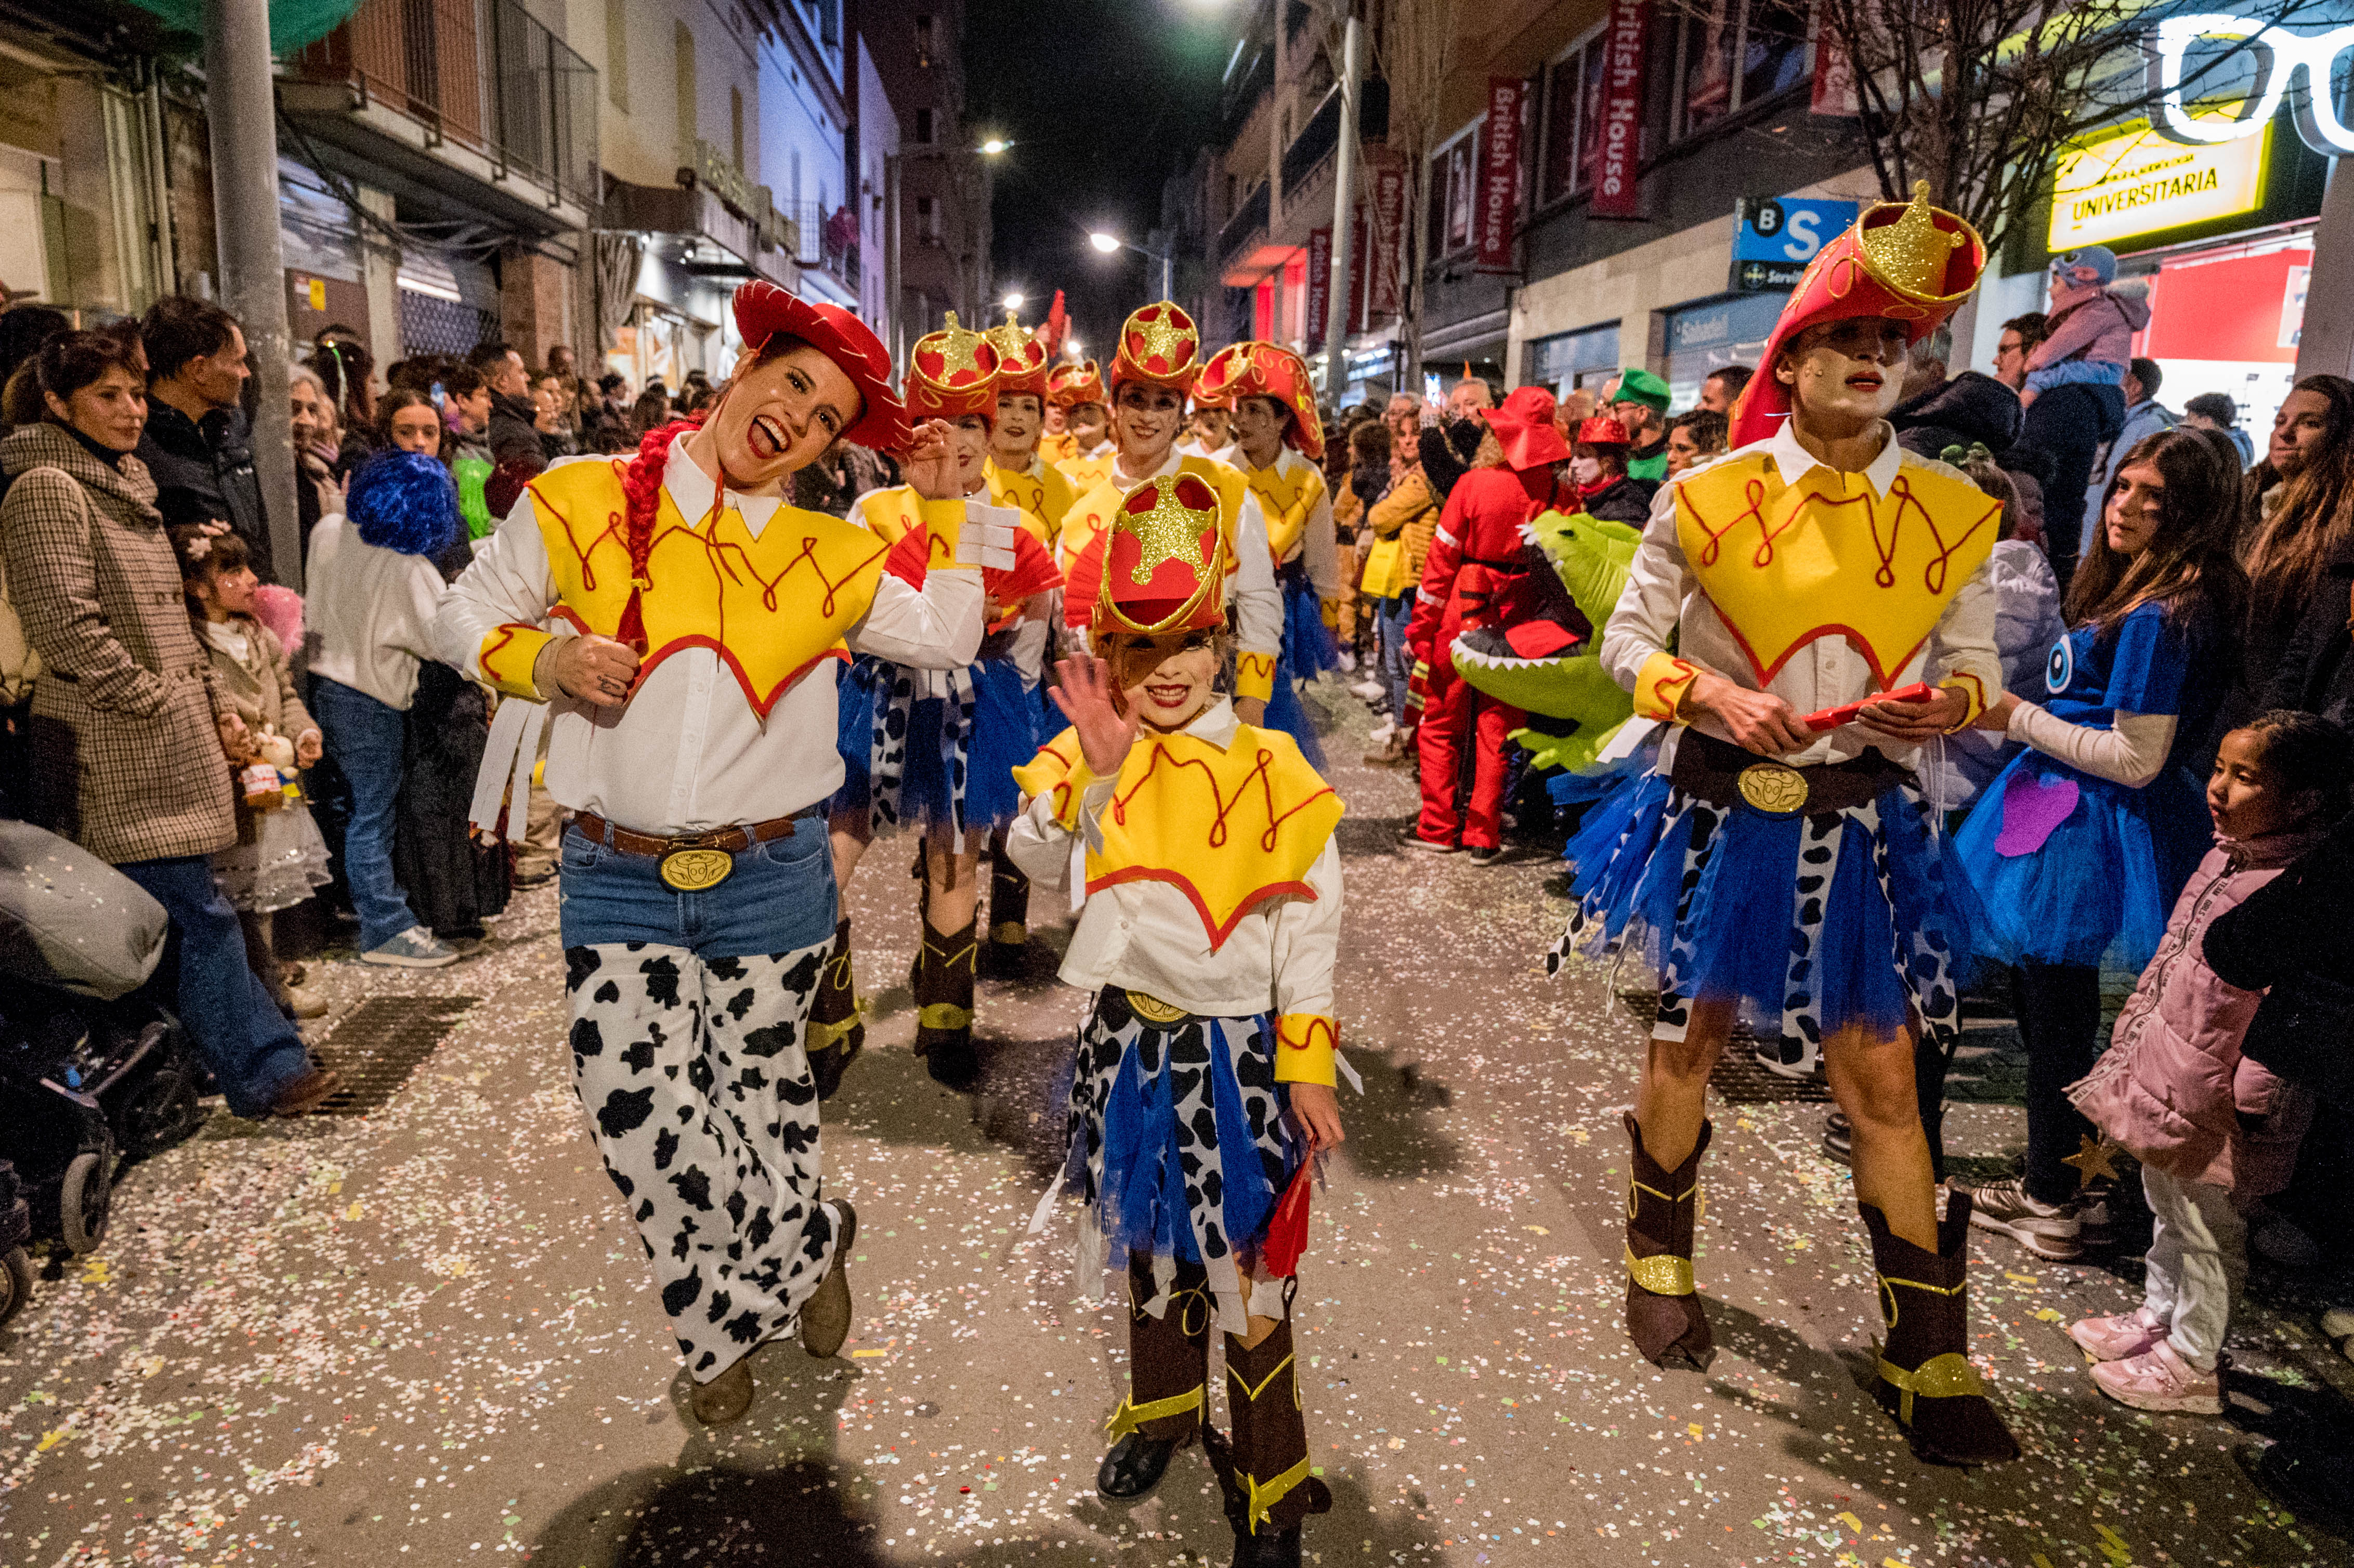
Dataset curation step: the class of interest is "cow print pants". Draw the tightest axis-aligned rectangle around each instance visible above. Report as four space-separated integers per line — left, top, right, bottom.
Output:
563 940 843 1383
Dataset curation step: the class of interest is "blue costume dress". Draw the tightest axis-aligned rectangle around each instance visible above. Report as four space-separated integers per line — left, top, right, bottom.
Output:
1955 599 2221 973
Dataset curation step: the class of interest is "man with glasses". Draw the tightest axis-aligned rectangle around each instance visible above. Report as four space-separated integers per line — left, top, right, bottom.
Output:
1991 313 2046 394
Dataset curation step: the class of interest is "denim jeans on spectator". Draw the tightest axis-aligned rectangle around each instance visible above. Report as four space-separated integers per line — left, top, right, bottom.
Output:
117 855 308 1118
1375 592 1414 722
311 675 423 951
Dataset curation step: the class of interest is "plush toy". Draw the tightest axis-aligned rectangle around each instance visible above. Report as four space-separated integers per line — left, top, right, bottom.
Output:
1446 508 1644 774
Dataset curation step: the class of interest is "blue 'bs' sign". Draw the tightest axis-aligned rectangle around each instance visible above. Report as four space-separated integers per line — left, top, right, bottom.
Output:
1730 196 1862 291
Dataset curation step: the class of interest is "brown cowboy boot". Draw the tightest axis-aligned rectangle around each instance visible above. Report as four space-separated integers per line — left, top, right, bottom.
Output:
806 917 865 1101
1098 1258 1212 1500
910 917 979 1088
984 835 1030 978
1210 1310 1330 1567
1861 1192 2020 1467
1624 1111 1715 1370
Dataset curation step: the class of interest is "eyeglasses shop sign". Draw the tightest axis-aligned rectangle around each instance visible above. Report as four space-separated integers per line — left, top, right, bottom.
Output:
2147 14 2354 158
2046 119 2269 251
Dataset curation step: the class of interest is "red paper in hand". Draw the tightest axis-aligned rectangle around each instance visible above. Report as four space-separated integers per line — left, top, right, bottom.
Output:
1800 680 1934 733
1259 1160 1316 1278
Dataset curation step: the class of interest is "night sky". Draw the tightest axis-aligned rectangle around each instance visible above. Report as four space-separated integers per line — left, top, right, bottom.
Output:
963 0 1232 363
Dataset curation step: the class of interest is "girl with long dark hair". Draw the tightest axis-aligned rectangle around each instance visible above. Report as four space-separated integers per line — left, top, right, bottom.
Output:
1955 428 2249 1261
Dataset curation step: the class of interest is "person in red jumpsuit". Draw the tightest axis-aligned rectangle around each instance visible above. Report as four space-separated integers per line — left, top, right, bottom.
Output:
1404 385 1570 860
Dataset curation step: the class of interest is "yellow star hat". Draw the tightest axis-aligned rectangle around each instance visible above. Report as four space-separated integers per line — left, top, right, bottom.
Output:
1065 472 1229 636
906 310 1001 425
1194 341 1325 461
1107 300 1201 396
984 309 1050 399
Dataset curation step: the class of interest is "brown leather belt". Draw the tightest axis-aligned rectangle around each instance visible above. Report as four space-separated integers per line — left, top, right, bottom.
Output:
1670 729 1912 820
574 806 823 892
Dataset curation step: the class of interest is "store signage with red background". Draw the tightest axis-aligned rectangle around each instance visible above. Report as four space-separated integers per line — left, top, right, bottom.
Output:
1305 227 1332 349
2139 246 2311 364
1476 76 1524 272
1348 206 1369 332
1594 0 1650 218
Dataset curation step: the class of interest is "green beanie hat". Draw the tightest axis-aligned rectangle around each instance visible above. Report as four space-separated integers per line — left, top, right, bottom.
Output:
1613 368 1671 413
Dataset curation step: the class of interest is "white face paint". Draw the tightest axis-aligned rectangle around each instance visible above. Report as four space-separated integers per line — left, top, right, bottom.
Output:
1570 455 1604 487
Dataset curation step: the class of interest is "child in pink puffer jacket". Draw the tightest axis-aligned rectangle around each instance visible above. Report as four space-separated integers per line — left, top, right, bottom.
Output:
2065 710 2352 1415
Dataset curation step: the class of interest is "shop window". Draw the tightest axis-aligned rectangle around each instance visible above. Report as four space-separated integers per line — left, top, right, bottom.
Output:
1674 0 1811 141
1538 28 1610 205
1427 122 1477 259
914 107 936 145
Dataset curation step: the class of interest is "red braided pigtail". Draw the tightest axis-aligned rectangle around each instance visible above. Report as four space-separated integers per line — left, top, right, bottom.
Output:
612 411 709 650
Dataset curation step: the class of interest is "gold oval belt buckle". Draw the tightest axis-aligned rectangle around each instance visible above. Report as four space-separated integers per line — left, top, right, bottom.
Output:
1735 762 1810 815
659 846 735 892
1125 990 1188 1026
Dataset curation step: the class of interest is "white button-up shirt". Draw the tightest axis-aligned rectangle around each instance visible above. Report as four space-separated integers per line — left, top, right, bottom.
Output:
434 439 990 834
1601 420 2004 768
1004 698 1340 1021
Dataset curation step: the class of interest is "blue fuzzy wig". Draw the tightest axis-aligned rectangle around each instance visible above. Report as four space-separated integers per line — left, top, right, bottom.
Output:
349 450 462 558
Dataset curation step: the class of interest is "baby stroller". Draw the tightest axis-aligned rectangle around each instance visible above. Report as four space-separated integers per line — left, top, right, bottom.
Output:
0 820 204 1278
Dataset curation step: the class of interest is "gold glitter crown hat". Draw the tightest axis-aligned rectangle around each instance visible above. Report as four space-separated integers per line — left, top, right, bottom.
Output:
1195 341 1326 461
1729 180 1985 448
985 309 1050 398
906 310 1001 423
1065 472 1230 635
1108 300 1202 395
1047 358 1105 409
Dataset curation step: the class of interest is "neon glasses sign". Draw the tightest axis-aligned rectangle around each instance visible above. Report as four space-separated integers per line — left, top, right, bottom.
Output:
2147 14 2354 157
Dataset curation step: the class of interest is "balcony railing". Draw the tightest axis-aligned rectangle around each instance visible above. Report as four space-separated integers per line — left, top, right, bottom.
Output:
1219 180 1269 262
783 198 861 292
1278 76 1390 197
290 0 599 212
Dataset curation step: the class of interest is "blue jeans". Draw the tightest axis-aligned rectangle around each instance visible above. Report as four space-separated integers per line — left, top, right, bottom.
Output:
311 676 421 951
558 813 837 959
1375 592 1414 722
117 855 309 1118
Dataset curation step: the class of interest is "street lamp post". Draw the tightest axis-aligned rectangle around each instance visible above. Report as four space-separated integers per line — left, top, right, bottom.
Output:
887 139 1011 372
1089 230 1174 302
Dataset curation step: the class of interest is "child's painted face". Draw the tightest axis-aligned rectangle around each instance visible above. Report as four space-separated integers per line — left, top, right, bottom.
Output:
2208 726 2320 840
1107 630 1219 731
199 562 259 620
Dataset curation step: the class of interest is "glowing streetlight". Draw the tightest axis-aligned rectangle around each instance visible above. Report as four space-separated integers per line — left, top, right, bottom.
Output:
1003 291 1025 310
980 138 1010 155
1088 231 1122 254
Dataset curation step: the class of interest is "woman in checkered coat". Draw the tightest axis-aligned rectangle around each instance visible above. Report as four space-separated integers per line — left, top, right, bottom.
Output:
1 327 335 1119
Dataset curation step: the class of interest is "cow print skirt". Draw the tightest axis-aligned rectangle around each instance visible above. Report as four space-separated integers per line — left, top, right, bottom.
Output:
563 940 843 1382
1057 989 1302 1335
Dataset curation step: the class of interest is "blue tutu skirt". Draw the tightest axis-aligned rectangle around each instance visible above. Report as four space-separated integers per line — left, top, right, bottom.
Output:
1259 646 1327 770
1060 989 1301 1324
1549 755 1973 1052
1278 563 1336 679
1953 753 2208 971
833 654 1041 837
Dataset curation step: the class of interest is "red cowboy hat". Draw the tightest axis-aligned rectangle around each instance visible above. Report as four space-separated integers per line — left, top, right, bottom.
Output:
731 281 910 452
1479 385 1570 472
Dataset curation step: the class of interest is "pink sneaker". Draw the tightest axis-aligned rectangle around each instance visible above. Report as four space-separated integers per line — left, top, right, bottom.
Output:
2068 1307 2167 1363
2089 1340 2222 1415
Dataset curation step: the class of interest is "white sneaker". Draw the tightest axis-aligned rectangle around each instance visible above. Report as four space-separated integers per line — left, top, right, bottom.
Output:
1333 648 1359 672
1351 677 1387 702
361 926 463 969
1367 721 1396 746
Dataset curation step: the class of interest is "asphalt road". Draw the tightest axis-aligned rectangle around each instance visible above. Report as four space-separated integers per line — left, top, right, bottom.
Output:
2 687 2347 1567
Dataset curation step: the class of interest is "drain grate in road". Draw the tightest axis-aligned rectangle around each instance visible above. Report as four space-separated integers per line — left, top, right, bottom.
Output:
1710 1034 1835 1104
312 996 479 1116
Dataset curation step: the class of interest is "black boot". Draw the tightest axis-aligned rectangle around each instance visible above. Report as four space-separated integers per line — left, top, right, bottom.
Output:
910 917 979 1088
1861 1192 2020 1467
983 835 1031 978
1624 1112 1715 1370
807 917 864 1101
1097 1260 1210 1501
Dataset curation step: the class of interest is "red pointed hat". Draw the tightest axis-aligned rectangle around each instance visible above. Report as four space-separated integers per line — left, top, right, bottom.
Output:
1574 414 1631 447
1730 180 1985 449
1480 385 1571 472
1047 359 1106 409
732 280 910 451
904 311 1000 425
1065 473 1228 635
1107 300 1201 396
984 309 1050 399
1194 341 1326 462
